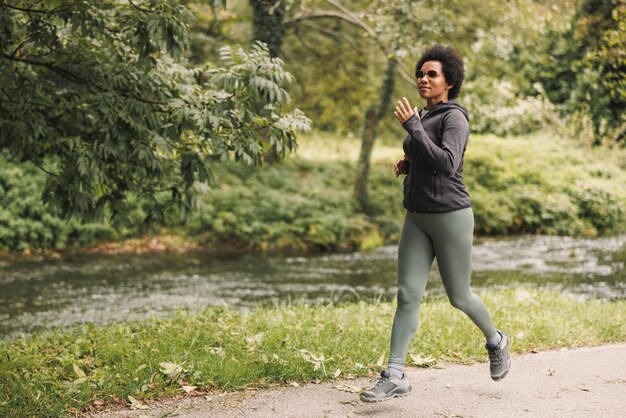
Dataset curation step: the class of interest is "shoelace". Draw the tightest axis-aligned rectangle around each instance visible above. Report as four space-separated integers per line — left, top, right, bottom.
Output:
373 377 389 389
372 371 390 389
487 346 503 366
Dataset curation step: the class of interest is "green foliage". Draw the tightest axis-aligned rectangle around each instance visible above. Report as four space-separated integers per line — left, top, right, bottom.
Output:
281 10 381 134
463 80 562 137
0 153 121 251
466 134 626 236
0 288 624 416
0 1 310 221
1 132 624 252
528 0 625 144
186 158 379 252
188 132 625 250
278 0 576 139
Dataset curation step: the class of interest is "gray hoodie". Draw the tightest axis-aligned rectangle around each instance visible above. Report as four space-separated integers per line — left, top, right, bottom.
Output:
401 100 471 213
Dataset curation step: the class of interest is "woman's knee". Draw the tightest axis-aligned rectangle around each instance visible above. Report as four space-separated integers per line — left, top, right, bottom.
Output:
448 291 474 312
397 286 423 306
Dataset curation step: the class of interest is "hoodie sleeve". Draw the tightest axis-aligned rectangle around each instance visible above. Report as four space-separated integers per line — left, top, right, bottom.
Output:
402 110 470 178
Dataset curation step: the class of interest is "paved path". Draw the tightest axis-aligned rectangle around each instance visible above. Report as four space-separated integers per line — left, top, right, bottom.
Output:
93 344 626 418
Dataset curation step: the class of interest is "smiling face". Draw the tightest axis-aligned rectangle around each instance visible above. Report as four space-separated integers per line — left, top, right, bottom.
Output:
417 60 453 107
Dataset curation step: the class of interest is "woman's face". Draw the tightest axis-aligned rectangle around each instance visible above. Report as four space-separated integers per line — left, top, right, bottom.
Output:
417 60 452 102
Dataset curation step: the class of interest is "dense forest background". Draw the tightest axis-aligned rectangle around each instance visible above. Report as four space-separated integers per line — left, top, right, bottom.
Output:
0 0 624 252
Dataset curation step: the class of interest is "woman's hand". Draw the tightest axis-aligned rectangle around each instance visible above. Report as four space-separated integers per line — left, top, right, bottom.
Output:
394 97 419 125
394 154 409 177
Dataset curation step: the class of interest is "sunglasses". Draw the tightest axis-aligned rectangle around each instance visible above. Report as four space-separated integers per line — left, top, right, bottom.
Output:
415 70 441 80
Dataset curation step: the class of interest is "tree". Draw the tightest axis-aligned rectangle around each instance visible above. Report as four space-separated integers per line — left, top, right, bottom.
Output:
281 0 503 213
530 0 625 145
0 0 310 223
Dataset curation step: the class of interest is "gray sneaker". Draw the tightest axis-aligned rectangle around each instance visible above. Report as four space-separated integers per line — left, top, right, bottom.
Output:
486 330 511 381
360 370 412 402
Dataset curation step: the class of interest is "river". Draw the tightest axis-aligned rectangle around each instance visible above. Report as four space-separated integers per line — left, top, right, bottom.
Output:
0 235 624 340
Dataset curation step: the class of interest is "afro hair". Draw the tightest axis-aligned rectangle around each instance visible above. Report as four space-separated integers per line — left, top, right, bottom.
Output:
415 45 465 100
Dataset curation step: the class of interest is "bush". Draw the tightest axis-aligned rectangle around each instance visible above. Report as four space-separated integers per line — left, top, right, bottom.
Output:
464 81 562 137
0 155 119 251
186 159 379 252
465 134 625 236
1 132 624 253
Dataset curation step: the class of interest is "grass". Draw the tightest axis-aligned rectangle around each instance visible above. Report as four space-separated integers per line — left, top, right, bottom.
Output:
0 288 624 417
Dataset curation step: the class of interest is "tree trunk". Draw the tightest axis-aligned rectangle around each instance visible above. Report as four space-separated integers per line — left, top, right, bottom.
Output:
354 58 397 215
249 0 285 57
355 106 377 214
249 1 287 165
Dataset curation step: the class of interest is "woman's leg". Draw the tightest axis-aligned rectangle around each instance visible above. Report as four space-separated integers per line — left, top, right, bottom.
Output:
428 208 497 339
388 211 435 365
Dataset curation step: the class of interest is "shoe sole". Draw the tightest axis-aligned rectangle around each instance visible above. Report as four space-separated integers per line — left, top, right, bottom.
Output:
360 389 412 403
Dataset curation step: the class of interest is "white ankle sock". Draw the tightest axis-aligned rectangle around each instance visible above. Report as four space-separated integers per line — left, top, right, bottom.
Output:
387 363 405 378
487 330 502 347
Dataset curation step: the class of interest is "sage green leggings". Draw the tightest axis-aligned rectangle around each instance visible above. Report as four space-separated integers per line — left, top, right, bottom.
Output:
389 207 497 365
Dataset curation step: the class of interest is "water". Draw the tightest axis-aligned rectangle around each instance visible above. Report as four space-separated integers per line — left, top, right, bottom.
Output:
0 235 624 340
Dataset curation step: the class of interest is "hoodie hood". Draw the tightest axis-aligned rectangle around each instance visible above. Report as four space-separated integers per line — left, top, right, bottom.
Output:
423 100 469 122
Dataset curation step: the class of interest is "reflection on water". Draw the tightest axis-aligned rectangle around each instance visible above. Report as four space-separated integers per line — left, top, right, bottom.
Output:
0 235 624 339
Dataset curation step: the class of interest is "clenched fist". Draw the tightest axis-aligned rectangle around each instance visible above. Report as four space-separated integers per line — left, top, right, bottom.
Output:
394 154 409 177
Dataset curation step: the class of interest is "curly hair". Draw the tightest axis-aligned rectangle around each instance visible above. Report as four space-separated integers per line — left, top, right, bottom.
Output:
415 45 464 100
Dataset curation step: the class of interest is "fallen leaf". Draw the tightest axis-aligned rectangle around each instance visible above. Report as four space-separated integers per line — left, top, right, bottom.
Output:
290 382 300 387
93 399 104 407
128 395 149 410
410 353 437 368
376 352 385 367
159 362 183 380
334 369 341 378
246 333 265 351
334 384 364 393
73 364 86 378
181 385 197 393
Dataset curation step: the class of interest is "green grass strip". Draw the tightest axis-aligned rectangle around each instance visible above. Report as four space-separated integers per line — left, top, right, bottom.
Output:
1 289 624 417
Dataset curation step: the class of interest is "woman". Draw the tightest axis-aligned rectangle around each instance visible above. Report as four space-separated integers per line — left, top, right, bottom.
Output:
360 45 511 403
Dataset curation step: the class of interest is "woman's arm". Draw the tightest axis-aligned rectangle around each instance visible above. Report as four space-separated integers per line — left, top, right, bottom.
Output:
402 111 469 177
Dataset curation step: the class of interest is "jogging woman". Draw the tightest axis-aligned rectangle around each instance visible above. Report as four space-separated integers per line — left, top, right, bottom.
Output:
360 44 511 403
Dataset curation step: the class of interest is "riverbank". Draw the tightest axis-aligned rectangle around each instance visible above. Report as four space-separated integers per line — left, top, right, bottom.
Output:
1 132 625 255
1 289 624 417
91 343 626 418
